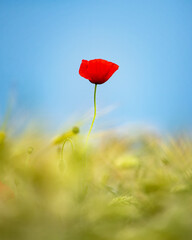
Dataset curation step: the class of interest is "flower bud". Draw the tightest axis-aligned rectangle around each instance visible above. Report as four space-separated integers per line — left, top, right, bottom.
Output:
72 126 80 134
52 126 80 145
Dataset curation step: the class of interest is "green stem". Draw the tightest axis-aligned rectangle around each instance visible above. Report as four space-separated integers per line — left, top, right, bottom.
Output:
59 138 73 170
86 84 97 144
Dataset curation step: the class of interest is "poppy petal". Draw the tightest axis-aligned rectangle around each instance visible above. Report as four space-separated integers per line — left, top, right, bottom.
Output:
104 62 119 81
79 60 90 80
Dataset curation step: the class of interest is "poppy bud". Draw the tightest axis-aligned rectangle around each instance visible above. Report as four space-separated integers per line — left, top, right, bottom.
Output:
72 126 80 134
52 126 80 145
27 146 34 154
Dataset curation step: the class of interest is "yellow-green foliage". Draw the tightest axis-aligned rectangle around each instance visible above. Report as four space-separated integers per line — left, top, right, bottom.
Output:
0 131 6 145
0 129 192 240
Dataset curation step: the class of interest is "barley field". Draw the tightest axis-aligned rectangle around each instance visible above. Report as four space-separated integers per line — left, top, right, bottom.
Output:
0 127 192 240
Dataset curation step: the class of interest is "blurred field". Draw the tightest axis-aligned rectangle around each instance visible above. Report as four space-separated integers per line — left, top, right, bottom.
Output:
0 127 192 240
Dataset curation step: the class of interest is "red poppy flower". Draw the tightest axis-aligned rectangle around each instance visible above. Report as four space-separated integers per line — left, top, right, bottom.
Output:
79 59 119 84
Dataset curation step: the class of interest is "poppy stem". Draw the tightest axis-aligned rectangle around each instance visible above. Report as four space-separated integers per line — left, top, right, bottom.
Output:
86 84 97 144
59 138 73 170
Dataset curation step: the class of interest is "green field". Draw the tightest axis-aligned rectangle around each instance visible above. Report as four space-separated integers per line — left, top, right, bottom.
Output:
0 128 192 240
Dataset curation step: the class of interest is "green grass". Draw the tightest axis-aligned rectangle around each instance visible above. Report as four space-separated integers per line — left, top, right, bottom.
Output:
0 129 192 240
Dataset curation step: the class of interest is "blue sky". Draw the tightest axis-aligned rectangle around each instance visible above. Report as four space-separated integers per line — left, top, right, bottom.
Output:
0 0 192 132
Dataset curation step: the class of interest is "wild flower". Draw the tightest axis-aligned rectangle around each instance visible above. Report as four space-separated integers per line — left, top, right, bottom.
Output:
79 59 119 142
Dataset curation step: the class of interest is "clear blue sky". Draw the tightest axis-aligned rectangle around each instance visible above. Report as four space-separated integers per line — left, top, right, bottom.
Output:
0 0 192 131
